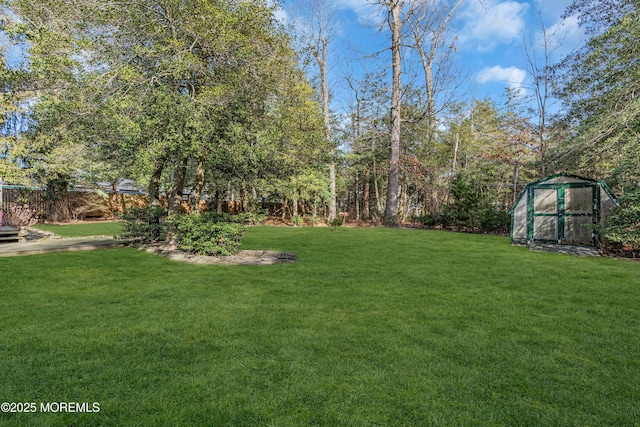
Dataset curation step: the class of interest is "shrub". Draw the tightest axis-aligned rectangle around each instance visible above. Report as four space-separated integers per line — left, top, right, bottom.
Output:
121 206 168 243
199 210 267 225
3 203 38 227
413 212 441 228
309 214 321 226
241 209 268 225
329 216 343 230
479 204 510 234
445 176 483 230
171 213 245 256
597 188 640 256
292 214 304 227
413 177 510 235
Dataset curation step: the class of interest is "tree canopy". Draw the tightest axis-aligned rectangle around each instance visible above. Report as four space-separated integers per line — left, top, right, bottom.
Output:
553 0 640 190
1 0 328 216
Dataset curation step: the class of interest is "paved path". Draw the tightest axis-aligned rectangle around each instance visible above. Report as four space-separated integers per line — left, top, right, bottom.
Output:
0 237 133 257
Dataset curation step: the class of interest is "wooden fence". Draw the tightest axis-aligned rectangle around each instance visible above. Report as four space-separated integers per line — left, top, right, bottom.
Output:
1 187 148 222
1 186 286 223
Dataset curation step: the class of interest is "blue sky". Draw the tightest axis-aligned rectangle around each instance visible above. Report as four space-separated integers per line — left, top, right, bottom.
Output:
2 0 586 116
277 0 587 114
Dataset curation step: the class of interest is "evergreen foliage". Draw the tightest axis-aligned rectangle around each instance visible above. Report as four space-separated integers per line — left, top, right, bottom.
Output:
122 207 248 255
598 188 640 255
170 213 245 256
415 175 510 234
121 206 168 243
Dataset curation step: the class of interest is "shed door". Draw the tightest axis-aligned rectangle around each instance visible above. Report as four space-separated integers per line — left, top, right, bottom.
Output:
532 188 559 241
531 184 595 244
563 186 595 244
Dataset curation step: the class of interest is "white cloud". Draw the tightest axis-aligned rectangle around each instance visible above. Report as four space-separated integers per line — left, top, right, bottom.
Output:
545 14 586 55
335 0 371 9
273 6 289 25
335 0 385 25
459 0 530 51
533 0 573 21
477 65 527 95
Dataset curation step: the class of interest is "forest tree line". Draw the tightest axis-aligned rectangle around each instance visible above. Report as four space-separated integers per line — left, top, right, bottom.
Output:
0 0 638 236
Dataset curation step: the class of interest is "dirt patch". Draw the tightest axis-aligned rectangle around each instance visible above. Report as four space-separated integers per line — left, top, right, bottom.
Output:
135 244 297 265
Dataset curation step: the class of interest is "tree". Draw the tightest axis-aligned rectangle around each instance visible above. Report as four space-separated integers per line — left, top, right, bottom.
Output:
291 0 338 222
406 0 466 146
496 91 537 204
344 69 390 219
0 0 90 188
442 97 537 210
3 0 328 228
554 0 640 190
523 13 556 177
383 0 403 226
0 49 25 183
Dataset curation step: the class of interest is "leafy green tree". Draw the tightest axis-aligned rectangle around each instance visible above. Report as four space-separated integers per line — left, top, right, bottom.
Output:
0 56 25 183
291 0 338 222
3 0 328 229
554 0 640 190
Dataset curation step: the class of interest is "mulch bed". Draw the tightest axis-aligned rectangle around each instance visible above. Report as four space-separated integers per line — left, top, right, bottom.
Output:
134 243 297 265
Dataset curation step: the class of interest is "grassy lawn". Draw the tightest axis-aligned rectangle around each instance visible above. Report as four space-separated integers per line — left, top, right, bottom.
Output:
32 221 123 237
0 226 639 425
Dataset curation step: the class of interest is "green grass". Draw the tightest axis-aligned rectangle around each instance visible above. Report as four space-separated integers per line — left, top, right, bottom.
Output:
0 226 639 426
32 221 123 237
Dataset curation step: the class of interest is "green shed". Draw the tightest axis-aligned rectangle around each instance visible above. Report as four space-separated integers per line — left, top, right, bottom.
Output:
509 173 618 246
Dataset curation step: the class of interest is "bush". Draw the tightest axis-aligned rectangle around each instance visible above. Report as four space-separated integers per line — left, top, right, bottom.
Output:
292 215 304 227
479 204 510 234
240 209 268 225
329 216 343 230
171 213 245 256
199 210 267 225
413 176 510 234
413 212 441 227
597 188 640 256
121 206 168 243
3 203 38 227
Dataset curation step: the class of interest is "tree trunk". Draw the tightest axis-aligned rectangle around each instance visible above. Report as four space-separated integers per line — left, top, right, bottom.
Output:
292 196 299 225
241 184 249 212
251 186 258 212
109 181 118 216
282 197 287 220
148 155 166 206
384 0 402 226
192 153 206 212
354 174 360 220
329 162 336 221
165 153 189 246
216 187 223 213
447 132 459 204
364 168 370 219
416 40 437 146
374 173 383 216
168 153 189 216
319 37 337 223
